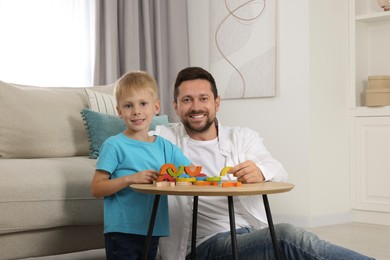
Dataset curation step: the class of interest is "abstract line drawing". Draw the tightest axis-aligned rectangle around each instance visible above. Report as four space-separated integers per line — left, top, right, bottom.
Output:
209 0 276 99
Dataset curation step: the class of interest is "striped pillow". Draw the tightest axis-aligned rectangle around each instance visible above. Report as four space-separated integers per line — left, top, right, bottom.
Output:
85 88 117 115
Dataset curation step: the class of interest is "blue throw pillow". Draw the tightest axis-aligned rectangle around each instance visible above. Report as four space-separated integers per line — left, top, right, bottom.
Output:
81 108 169 159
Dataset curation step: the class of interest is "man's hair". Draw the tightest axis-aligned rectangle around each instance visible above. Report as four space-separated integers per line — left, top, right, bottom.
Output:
114 71 159 103
173 67 218 102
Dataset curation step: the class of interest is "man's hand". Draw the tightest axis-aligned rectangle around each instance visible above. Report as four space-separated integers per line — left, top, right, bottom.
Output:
229 160 265 183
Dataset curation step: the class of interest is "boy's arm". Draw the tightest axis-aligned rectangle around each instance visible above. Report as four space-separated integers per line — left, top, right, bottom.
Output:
91 169 159 198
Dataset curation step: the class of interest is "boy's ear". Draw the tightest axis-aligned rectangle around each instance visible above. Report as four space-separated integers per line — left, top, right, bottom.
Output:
116 106 123 118
154 100 161 115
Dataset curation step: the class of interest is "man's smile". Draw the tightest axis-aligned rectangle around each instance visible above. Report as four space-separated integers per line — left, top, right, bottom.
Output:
189 114 205 119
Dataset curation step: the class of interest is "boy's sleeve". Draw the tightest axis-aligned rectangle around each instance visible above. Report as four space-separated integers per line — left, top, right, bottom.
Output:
96 142 119 174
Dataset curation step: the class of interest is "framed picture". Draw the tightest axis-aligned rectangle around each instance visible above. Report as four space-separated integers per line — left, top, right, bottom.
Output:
209 0 276 99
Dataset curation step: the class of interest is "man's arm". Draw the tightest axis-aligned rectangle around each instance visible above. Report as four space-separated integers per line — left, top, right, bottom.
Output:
228 127 288 183
229 161 265 183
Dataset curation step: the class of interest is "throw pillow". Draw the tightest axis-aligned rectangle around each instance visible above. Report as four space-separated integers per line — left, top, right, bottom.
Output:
150 114 169 132
81 108 169 159
85 88 117 115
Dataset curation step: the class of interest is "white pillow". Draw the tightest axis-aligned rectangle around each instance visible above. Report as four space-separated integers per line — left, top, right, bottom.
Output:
85 88 117 115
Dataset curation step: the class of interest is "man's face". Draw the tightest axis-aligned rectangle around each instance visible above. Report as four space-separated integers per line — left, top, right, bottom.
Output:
174 79 220 135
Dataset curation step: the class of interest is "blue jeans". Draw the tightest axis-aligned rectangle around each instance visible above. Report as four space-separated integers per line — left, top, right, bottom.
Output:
105 232 159 260
187 223 375 260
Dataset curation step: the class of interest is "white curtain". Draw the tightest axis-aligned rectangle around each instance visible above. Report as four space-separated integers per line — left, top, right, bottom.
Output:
0 0 190 120
0 0 94 87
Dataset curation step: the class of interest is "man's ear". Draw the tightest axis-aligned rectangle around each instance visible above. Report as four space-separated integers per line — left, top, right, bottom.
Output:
215 96 221 112
173 100 178 114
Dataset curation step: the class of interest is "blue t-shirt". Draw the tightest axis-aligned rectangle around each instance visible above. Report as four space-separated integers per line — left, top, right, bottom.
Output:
96 133 191 237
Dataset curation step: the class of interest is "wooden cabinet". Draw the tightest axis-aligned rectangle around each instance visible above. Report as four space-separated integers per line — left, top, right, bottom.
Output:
351 117 390 210
349 0 390 224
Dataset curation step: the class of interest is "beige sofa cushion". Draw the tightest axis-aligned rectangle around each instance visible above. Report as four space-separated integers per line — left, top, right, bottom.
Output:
0 81 114 159
0 157 103 234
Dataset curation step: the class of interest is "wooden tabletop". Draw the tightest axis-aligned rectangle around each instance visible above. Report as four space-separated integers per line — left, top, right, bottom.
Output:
130 182 294 196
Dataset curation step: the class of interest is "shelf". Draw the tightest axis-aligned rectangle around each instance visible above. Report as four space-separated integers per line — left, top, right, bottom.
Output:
351 106 390 117
356 11 390 22
353 5 390 108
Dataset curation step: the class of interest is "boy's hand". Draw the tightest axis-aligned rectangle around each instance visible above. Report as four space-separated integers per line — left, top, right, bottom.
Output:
128 170 159 184
229 161 265 184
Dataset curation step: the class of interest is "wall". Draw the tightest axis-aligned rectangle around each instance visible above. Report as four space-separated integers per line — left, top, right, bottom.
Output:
308 0 350 226
187 0 350 227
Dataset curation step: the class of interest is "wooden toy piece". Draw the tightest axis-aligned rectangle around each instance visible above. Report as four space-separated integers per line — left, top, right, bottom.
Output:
156 174 175 182
184 165 202 177
176 177 196 183
178 173 190 178
220 166 233 176
222 181 242 187
175 181 193 186
206 176 222 186
194 181 213 186
195 173 207 181
159 163 177 175
167 165 184 178
206 176 222 182
156 181 176 187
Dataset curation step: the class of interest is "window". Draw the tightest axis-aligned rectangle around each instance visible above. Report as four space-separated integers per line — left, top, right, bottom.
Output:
0 0 94 87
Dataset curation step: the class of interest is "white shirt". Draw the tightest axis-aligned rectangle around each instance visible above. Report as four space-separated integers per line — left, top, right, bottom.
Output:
153 119 288 260
186 137 250 254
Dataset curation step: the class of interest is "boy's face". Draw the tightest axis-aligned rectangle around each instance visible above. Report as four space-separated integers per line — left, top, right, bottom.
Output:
117 89 160 135
174 79 220 136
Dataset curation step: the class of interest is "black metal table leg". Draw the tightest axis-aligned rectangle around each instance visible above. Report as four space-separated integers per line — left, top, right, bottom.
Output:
262 194 282 260
227 196 238 260
142 194 160 260
191 196 199 260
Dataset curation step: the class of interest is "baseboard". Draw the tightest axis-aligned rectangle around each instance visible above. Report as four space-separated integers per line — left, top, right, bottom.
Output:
273 212 353 228
353 210 390 226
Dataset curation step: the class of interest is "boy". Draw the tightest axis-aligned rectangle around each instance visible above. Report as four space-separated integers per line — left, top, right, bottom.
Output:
91 71 191 260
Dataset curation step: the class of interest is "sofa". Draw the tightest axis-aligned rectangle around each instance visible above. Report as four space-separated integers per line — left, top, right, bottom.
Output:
0 81 171 259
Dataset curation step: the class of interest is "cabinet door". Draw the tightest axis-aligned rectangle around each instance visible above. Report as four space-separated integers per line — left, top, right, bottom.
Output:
352 117 390 212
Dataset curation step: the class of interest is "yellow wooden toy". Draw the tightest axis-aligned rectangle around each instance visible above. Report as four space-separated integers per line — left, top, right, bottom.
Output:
176 177 196 183
219 166 232 176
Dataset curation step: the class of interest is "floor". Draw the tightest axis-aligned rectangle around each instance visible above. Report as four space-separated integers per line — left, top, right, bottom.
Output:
20 222 390 260
306 222 390 260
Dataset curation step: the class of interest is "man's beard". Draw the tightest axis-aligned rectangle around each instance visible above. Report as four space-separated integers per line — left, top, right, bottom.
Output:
182 111 214 133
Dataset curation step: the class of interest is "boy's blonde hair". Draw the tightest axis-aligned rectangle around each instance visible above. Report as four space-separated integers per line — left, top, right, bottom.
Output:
114 71 159 104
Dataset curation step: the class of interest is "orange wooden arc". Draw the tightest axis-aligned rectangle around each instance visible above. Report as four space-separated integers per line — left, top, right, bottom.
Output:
185 166 202 177
159 163 177 175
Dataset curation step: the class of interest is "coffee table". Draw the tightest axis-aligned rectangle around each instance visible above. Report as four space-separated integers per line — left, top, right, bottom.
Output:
131 182 294 260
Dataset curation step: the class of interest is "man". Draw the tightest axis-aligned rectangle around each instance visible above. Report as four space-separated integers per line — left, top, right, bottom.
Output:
154 67 374 259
